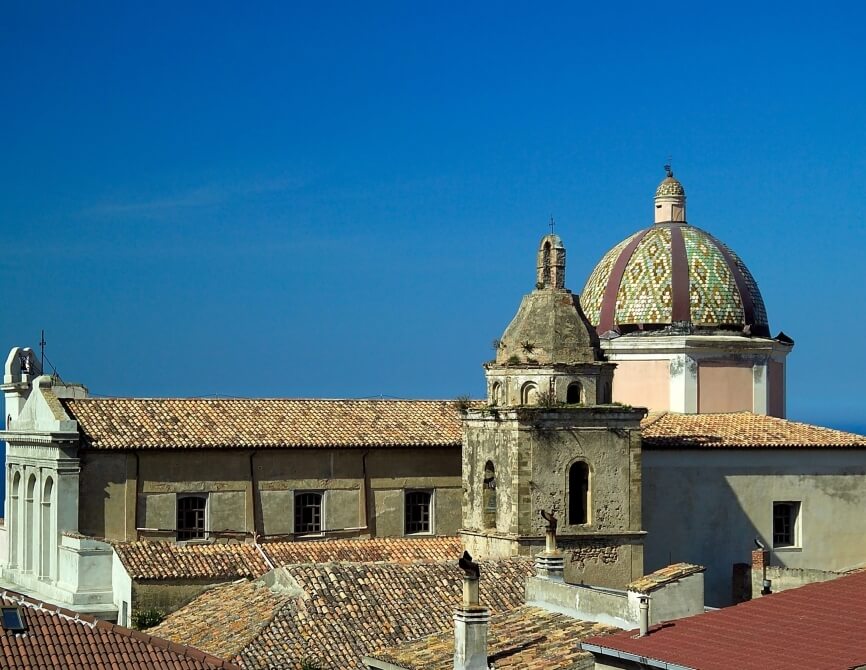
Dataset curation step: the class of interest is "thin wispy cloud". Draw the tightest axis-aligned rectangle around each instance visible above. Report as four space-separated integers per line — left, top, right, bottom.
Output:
83 175 308 218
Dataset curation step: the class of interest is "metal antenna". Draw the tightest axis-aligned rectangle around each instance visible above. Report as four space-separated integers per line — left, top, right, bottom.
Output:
549 215 555 234
39 330 46 373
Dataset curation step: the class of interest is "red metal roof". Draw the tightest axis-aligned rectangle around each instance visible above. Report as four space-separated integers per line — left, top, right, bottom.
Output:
583 570 866 669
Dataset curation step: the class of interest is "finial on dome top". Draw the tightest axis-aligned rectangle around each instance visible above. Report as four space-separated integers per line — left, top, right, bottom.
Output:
664 162 673 178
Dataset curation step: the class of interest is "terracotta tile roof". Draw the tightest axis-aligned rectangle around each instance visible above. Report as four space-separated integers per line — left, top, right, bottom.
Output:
0 588 238 669
113 537 463 580
627 563 705 594
366 605 618 670
113 540 269 580
61 398 463 449
152 559 534 669
148 579 284 662
583 569 866 670
261 536 462 566
641 411 866 449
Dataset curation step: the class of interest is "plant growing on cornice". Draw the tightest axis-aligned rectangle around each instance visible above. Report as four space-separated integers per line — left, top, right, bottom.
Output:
537 390 559 408
506 354 521 366
491 338 502 351
454 395 472 413
521 340 535 354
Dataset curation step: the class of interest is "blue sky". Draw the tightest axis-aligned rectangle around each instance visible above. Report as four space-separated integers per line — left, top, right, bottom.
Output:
1 2 865 430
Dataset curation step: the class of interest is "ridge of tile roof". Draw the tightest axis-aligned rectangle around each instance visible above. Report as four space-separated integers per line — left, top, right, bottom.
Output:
641 411 866 449
151 559 534 669
583 569 866 670
366 605 619 670
0 588 239 669
113 536 464 581
627 562 705 594
61 398 464 449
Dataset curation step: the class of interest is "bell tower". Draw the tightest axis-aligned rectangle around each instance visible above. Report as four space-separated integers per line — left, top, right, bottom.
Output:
461 234 647 589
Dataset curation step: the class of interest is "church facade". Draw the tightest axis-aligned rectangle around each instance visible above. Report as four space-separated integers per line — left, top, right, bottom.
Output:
2 170 865 618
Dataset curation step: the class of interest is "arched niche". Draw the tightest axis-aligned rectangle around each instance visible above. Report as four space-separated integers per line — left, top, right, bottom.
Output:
41 477 54 580
521 382 538 405
567 381 584 404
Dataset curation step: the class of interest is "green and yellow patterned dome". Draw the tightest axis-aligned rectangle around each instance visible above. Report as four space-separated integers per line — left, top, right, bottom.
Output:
581 173 769 337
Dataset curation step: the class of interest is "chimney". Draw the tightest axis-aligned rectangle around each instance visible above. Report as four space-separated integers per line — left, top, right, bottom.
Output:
752 547 772 596
534 511 564 581
638 596 650 637
453 571 489 670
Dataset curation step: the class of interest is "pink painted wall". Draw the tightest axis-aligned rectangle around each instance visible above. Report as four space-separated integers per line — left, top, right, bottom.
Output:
698 362 752 413
768 360 785 418
612 360 670 411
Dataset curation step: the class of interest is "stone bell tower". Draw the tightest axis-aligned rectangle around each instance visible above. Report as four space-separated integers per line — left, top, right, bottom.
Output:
461 234 647 588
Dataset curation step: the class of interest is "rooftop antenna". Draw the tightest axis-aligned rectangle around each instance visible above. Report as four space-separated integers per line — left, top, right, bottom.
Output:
39 329 46 373
549 215 555 234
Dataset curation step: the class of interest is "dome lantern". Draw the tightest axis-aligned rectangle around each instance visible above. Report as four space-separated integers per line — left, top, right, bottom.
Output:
654 164 687 224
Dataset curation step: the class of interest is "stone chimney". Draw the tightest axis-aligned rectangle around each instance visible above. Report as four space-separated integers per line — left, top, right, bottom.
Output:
454 558 489 670
752 547 772 596
534 510 564 582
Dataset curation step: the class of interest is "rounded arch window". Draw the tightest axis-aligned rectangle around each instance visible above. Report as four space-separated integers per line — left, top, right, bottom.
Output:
567 381 584 404
491 382 502 406
568 461 590 525
482 461 497 529
521 383 538 405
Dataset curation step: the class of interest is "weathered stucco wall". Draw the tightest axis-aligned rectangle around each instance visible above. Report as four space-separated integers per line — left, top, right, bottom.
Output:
644 449 866 606
79 447 461 542
132 579 230 617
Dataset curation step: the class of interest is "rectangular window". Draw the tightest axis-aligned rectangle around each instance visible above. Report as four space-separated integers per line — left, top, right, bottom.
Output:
294 492 323 534
405 490 432 535
177 494 208 541
773 501 801 548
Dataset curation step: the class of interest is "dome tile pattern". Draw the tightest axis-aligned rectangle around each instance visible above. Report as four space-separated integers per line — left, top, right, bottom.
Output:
655 176 685 197
581 223 769 335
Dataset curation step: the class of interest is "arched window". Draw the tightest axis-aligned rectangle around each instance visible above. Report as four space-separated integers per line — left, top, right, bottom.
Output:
567 381 584 404
521 383 538 405
569 462 590 525
9 472 20 568
41 477 54 580
24 475 36 573
542 241 552 286
491 382 502 406
482 461 497 529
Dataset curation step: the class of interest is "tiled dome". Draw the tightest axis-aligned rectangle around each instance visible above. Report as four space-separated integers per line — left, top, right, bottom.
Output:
655 176 685 198
581 223 769 337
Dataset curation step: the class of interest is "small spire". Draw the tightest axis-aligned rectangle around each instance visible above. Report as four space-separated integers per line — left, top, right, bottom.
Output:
664 162 673 178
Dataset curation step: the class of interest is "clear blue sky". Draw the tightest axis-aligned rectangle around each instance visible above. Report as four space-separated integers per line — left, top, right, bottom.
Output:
1 2 865 430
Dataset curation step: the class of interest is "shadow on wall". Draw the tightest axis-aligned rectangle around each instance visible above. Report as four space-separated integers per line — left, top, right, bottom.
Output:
642 471 757 606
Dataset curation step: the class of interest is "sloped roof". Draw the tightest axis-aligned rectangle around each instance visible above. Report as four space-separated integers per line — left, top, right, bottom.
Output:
61 398 463 449
150 559 534 669
641 412 866 449
583 570 866 670
366 605 617 670
113 541 269 580
0 589 237 670
114 537 463 581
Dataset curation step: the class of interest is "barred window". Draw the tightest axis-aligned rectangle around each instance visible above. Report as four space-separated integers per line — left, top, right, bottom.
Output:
295 492 323 534
405 491 432 534
773 501 800 547
177 494 207 541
